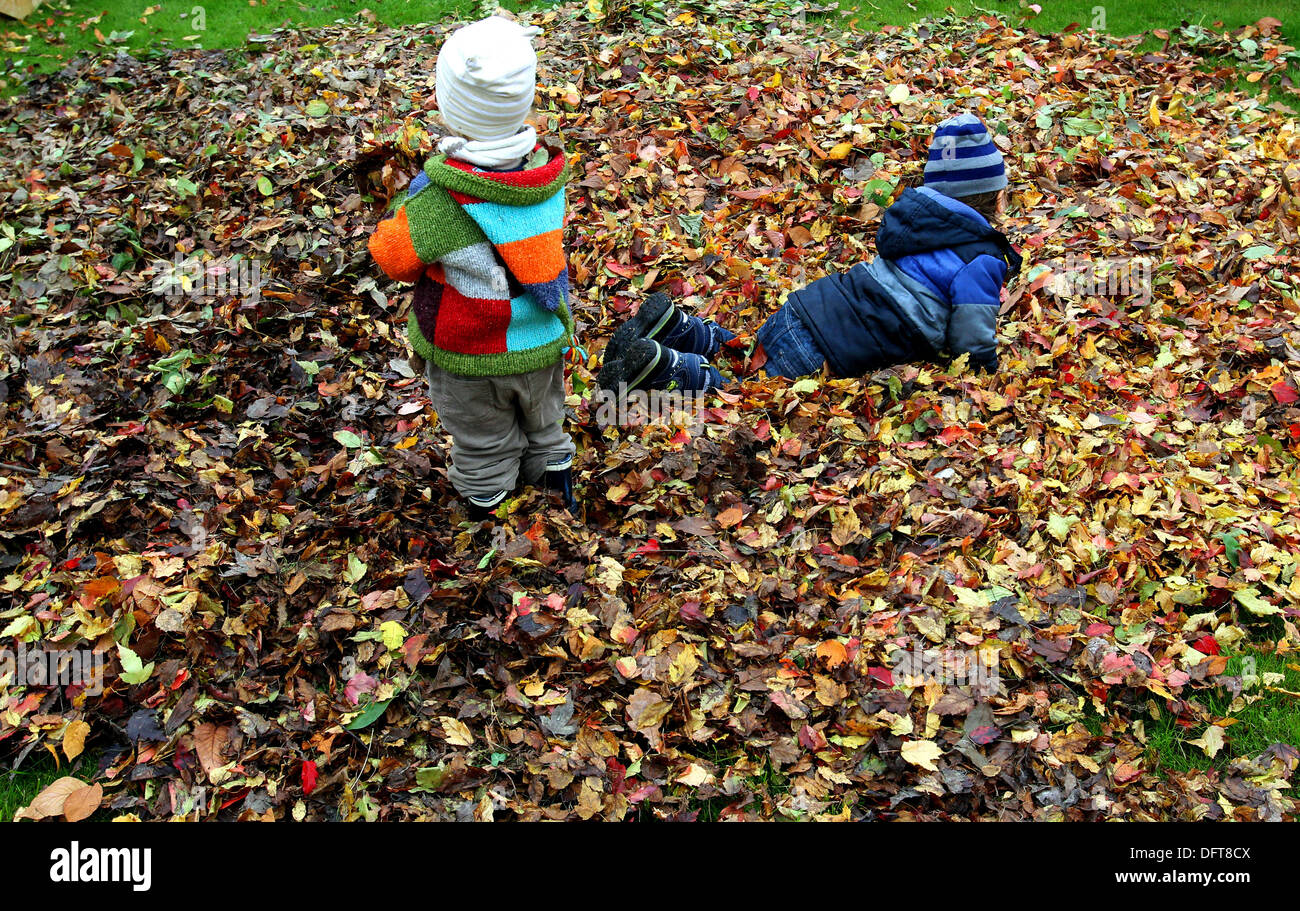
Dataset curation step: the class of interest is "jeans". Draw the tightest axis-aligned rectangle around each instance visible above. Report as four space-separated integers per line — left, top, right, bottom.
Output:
755 302 826 379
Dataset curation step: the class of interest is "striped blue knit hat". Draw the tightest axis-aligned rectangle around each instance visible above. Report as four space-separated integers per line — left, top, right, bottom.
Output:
923 113 1008 198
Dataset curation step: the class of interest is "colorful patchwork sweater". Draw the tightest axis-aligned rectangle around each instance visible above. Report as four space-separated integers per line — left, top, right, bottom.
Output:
368 145 573 377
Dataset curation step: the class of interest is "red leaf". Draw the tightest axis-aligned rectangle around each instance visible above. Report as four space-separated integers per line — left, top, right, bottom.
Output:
302 760 318 795
604 259 637 279
938 425 966 445
427 558 458 577
220 788 250 810
1193 635 1221 656
867 666 894 687
1271 380 1298 404
798 724 827 750
969 725 999 745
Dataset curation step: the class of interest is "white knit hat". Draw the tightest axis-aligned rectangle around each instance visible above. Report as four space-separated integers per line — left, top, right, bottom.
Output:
435 16 540 143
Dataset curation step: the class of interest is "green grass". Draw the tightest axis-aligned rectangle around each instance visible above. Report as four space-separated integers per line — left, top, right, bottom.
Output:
0 0 500 89
1 0 1294 94
1145 649 1300 784
833 0 1300 107
650 743 792 821
840 0 1289 41
0 750 101 821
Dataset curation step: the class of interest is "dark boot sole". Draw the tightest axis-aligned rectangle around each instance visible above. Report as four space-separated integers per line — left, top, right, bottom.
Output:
607 292 675 363
597 339 664 393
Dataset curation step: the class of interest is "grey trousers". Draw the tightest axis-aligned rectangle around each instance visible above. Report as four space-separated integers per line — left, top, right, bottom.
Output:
425 360 575 500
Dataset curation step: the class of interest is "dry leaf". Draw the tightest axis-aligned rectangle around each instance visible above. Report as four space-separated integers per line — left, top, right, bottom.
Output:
63 783 104 822
193 723 231 781
62 720 90 761
14 777 88 821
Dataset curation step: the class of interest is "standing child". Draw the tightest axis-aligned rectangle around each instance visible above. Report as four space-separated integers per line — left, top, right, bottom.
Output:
369 15 578 519
598 112 1022 391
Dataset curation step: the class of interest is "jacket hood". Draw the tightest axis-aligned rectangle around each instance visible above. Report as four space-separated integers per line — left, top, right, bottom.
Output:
424 142 568 207
877 187 1021 274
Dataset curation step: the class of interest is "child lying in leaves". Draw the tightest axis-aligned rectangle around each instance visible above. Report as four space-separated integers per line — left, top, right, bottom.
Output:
597 113 1023 394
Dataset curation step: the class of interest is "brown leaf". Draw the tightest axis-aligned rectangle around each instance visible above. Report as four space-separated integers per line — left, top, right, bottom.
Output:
626 688 670 734
63 783 103 822
14 777 87 821
193 723 231 781
716 505 744 528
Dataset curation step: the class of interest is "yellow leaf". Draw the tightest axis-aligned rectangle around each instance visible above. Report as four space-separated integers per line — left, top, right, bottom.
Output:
440 716 474 747
668 644 699 684
831 507 861 547
827 142 854 160
596 556 624 592
676 763 713 787
627 688 671 732
380 620 405 652
62 721 90 761
1234 587 1279 616
1189 724 1225 758
901 739 942 771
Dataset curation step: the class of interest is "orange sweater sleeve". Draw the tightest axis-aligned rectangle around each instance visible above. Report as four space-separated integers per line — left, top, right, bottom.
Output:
368 207 425 284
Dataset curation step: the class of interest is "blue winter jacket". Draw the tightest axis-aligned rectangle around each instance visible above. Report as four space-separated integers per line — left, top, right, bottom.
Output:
787 186 1022 376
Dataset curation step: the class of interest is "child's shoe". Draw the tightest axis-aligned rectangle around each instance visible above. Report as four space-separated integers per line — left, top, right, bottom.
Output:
607 292 735 360
598 338 723 394
465 489 508 522
543 456 578 512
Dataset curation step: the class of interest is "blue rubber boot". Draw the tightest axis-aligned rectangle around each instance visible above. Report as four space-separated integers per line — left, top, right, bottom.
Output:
607 292 735 361
544 456 578 512
598 338 723 395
